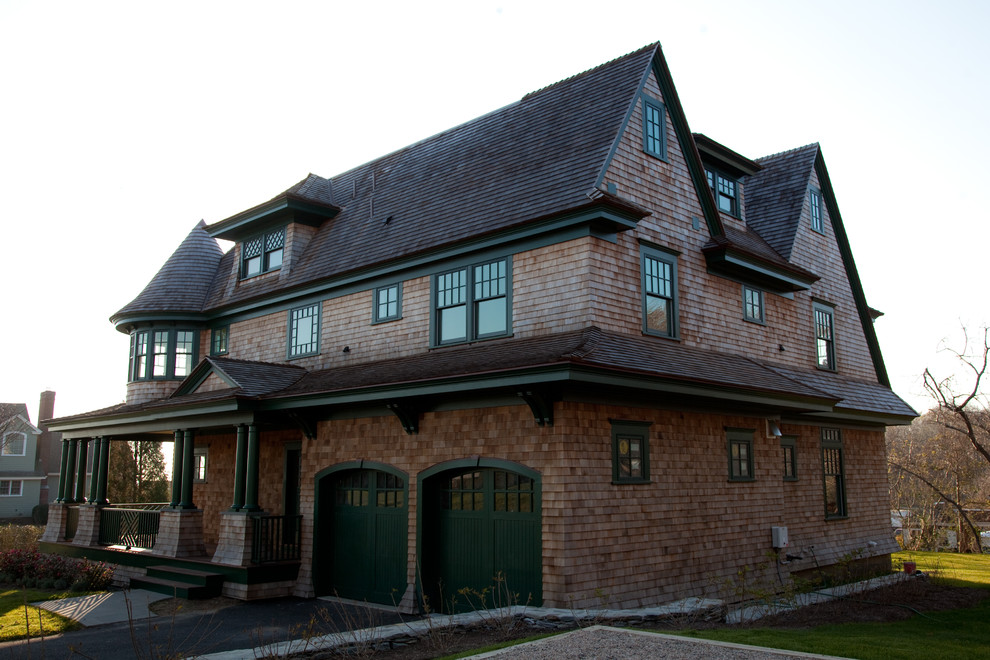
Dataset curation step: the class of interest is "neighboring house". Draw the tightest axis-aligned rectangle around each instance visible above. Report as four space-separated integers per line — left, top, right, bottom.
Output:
0 402 44 520
41 43 916 609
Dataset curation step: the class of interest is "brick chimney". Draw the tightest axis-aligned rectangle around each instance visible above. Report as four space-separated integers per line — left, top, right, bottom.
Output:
36 391 59 506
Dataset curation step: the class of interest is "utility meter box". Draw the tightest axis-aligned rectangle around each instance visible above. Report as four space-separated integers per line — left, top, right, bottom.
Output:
771 526 788 549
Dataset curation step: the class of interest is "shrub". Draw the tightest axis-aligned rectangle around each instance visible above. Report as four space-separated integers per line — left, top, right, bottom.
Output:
0 524 44 552
0 549 113 591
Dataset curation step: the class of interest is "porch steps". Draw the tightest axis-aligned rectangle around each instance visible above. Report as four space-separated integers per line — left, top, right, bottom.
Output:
130 565 225 600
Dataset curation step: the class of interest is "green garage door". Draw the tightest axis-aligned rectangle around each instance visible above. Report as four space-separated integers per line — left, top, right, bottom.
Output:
321 468 407 605
424 467 541 612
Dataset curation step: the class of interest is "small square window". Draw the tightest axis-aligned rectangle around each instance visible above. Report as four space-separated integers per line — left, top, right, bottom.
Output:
642 96 667 160
2 432 26 456
611 420 651 484
193 448 208 483
743 286 764 324
781 436 797 481
810 188 824 234
211 326 229 356
373 284 402 323
288 303 321 358
727 429 755 481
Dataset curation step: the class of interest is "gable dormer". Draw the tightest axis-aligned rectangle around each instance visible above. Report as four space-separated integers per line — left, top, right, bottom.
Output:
207 174 340 281
694 133 761 221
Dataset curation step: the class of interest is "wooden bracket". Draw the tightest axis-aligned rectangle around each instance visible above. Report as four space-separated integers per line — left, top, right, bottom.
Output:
387 402 420 435
517 390 554 426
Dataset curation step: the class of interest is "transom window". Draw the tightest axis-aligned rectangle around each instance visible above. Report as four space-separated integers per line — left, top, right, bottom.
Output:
822 428 846 518
335 470 406 508
814 303 836 371
288 303 320 358
373 283 402 323
129 328 198 381
641 248 678 338
706 169 739 216
810 188 824 234
2 432 26 456
611 420 651 484
440 469 533 512
743 286 764 323
434 258 510 345
242 227 285 279
727 429 755 481
0 480 23 497
642 96 667 160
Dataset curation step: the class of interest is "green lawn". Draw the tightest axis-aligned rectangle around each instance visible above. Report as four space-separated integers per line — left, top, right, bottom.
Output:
671 551 990 660
0 588 81 642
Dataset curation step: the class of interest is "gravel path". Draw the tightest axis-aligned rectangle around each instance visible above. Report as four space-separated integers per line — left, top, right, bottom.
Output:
465 626 850 659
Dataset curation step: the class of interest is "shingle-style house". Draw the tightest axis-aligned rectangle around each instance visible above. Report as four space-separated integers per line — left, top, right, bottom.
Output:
0 400 45 520
41 43 915 609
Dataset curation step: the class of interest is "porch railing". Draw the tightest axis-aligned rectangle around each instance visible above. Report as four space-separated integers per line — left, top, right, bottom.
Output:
252 515 302 564
98 503 169 549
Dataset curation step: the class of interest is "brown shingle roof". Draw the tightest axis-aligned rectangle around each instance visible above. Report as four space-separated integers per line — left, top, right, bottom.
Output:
743 144 820 260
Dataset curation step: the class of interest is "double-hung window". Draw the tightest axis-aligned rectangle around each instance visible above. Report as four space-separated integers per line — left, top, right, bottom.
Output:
822 428 846 518
194 448 208 483
242 227 285 279
129 328 198 381
727 429 755 481
814 303 836 371
743 286 764 324
211 326 229 356
706 168 739 216
611 420 651 484
642 96 667 160
373 283 402 323
288 303 321 358
0 480 23 497
810 188 824 234
1 432 26 456
434 258 510 345
641 247 678 338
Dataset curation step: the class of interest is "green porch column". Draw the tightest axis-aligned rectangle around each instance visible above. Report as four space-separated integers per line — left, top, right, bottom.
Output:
243 424 261 512
180 429 196 509
63 439 78 504
230 425 247 511
170 430 183 508
74 438 89 503
87 437 99 503
56 439 69 503
96 436 110 506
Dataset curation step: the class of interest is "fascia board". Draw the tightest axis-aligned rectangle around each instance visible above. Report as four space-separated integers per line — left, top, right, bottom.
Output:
48 405 254 438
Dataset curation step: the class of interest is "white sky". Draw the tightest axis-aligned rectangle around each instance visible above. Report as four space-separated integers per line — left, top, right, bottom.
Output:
1 0 987 420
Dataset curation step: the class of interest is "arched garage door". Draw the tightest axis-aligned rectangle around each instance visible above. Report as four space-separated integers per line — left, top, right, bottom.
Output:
314 464 407 605
421 462 541 612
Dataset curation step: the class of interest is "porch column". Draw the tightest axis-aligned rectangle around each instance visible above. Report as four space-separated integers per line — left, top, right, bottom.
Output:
170 430 183 508
180 429 196 509
230 425 247 511
63 439 78 504
73 438 89 503
56 439 69 503
88 437 100 504
242 424 261 512
96 436 111 505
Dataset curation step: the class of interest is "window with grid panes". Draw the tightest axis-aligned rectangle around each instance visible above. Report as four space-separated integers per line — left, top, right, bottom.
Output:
434 258 510 345
727 429 755 481
0 480 23 496
814 303 836 370
193 448 208 482
493 470 534 512
781 436 797 481
441 471 485 510
822 428 846 518
743 286 764 323
642 96 666 159
129 328 199 381
211 326 229 355
241 227 285 278
611 420 651 483
810 188 824 234
288 303 320 358
375 472 405 508
335 471 370 507
706 168 739 216
642 248 677 338
374 284 401 323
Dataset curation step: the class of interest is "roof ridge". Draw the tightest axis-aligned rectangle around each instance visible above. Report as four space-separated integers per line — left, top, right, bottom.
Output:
755 142 819 162
522 42 659 100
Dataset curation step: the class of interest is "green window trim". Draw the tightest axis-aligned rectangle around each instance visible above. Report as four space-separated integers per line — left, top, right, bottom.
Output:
810 187 824 234
241 227 285 279
822 427 847 518
727 428 755 482
611 420 651 484
373 283 402 324
210 326 229 356
641 247 678 339
743 285 764 324
813 302 836 371
432 257 511 346
642 96 667 160
193 447 208 483
287 303 321 359
780 436 798 481
128 328 199 382
706 168 740 217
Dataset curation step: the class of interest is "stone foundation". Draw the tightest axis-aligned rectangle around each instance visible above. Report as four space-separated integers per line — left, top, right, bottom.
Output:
152 509 207 558
212 512 254 566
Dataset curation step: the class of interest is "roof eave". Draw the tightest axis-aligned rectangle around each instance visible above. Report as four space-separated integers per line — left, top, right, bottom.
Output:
702 244 820 292
208 195 341 242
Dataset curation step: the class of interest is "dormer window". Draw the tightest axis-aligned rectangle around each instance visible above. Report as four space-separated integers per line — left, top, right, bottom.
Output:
242 227 285 279
706 169 738 216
